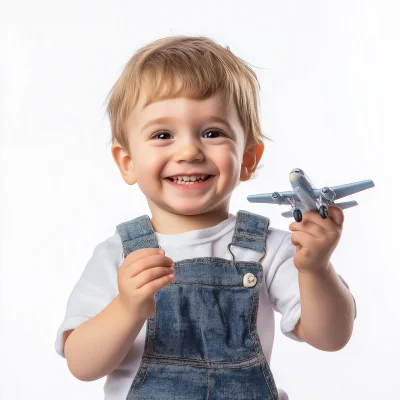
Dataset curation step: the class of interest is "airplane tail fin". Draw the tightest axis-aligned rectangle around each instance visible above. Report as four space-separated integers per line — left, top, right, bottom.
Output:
334 200 358 210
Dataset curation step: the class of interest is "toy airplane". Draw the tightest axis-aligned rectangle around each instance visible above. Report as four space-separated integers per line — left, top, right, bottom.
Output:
247 168 375 222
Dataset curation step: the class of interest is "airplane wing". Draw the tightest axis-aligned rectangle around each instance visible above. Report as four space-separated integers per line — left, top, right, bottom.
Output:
314 179 374 200
247 191 296 205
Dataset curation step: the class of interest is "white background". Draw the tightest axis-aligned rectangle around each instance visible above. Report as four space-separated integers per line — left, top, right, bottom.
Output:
0 1 398 399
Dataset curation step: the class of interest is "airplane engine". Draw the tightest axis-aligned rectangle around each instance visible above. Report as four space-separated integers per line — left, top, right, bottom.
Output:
272 192 285 205
321 187 336 201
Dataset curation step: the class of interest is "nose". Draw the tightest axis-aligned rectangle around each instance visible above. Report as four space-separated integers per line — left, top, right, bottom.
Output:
173 138 205 163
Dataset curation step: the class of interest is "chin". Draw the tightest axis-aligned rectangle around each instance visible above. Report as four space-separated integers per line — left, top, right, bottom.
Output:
171 207 208 216
164 201 211 215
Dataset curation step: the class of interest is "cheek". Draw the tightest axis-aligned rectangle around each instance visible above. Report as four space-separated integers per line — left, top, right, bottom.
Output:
133 149 163 174
216 148 240 170
215 151 241 183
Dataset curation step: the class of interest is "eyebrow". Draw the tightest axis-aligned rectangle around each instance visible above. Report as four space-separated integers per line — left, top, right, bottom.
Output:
141 116 234 132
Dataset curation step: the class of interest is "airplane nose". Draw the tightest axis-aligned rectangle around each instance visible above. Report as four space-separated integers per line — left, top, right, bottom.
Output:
290 172 299 181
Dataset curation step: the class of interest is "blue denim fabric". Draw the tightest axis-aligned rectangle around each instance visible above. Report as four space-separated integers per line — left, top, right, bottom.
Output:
117 210 279 400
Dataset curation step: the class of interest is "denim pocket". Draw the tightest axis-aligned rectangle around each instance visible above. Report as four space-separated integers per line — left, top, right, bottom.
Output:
129 363 208 400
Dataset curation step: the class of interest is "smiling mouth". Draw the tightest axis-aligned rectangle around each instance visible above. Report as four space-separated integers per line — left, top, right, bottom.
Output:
166 175 212 183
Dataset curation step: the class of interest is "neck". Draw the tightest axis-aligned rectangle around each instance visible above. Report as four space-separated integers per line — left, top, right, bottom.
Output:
148 205 230 235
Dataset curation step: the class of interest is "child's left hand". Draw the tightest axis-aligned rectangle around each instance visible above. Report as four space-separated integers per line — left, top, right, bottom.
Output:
289 205 344 274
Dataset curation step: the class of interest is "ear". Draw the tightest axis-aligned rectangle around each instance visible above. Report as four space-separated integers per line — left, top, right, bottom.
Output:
111 141 137 185
240 143 264 182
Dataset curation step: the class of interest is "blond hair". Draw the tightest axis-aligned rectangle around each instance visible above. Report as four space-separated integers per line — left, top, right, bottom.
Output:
104 35 269 178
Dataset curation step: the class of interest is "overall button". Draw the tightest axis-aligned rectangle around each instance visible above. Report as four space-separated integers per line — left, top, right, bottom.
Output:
243 273 257 288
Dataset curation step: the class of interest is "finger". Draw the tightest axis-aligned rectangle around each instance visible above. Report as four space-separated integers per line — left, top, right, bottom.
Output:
133 266 175 289
138 274 175 297
122 247 164 268
290 231 316 249
296 210 339 233
290 232 302 251
289 220 326 239
121 254 174 279
326 205 345 227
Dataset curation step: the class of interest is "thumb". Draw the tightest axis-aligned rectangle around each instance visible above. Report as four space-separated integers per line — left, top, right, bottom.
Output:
327 205 345 227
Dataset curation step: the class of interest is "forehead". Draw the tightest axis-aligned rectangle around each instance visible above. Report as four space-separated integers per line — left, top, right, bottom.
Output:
128 89 240 128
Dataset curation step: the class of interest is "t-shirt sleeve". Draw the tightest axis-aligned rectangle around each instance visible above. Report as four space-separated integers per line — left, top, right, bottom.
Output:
266 232 304 342
54 233 122 358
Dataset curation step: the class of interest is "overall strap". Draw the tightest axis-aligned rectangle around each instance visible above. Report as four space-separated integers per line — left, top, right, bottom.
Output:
116 215 159 259
228 210 270 264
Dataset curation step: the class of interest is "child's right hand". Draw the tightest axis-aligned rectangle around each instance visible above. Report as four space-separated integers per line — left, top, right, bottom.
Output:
117 248 175 320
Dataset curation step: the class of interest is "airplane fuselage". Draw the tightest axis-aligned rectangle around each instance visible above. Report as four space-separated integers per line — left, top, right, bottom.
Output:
289 170 319 211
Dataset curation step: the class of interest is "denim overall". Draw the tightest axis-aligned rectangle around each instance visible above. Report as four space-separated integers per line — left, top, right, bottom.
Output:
116 210 279 400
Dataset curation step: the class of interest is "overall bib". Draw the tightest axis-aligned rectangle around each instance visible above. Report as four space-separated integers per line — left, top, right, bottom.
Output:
116 210 279 400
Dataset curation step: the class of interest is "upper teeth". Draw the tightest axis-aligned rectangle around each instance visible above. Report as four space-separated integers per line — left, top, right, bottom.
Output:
172 175 207 181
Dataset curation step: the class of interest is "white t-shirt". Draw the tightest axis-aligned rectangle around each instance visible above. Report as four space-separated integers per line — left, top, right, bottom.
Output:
55 212 355 400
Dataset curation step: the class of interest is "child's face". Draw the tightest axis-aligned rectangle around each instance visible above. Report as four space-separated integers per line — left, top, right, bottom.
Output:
112 89 262 224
